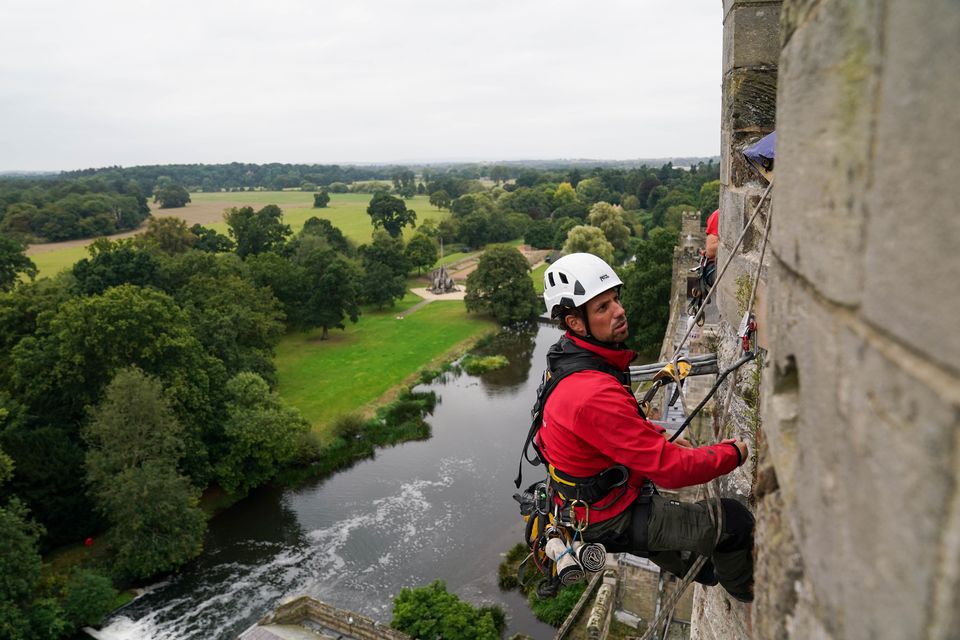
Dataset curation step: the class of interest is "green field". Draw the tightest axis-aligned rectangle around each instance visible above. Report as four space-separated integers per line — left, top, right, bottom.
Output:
27 192 451 278
274 293 493 441
188 192 450 243
29 246 92 279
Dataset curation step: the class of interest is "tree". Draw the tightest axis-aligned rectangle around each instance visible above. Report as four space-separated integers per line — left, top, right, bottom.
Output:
587 202 631 253
141 216 196 254
699 179 721 217
405 232 438 274
8 284 222 484
524 219 556 249
84 368 186 484
301 217 353 255
562 225 616 264
153 184 191 209
646 184 668 210
391 580 503 640
465 245 539 324
174 273 285 381
0 445 68 639
488 165 510 185
428 189 451 210
312 190 330 208
450 192 495 218
246 251 309 329
59 570 117 630
98 462 207 579
620 227 677 355
295 241 361 338
190 223 235 253
215 372 308 495
359 231 410 309
553 218 580 248
71 239 162 296
551 182 579 211
367 192 416 237
0 234 37 291
621 194 641 211
224 204 291 258
575 177 611 206
457 212 491 249
84 368 207 579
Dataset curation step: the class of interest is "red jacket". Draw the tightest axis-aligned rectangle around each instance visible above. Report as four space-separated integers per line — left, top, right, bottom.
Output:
537 333 740 523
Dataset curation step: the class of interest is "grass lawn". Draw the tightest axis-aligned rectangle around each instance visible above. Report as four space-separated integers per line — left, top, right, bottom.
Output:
531 262 548 294
274 293 494 442
29 246 91 279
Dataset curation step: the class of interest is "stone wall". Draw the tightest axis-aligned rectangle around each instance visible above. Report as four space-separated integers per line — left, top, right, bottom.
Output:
760 1 960 638
691 2 780 638
695 1 960 639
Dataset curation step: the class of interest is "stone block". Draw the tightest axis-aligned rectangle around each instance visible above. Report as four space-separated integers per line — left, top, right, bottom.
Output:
765 272 960 640
722 129 772 189
860 0 960 371
772 1 884 306
723 2 782 72
723 0 783 20
753 487 803 640
723 67 778 132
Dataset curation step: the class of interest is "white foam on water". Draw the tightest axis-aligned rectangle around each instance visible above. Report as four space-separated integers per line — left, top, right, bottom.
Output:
96 458 474 640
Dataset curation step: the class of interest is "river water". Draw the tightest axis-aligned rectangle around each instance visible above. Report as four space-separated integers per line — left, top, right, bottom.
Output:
92 325 562 640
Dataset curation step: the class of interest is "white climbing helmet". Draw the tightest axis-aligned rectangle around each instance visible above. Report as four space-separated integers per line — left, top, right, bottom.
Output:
543 253 623 318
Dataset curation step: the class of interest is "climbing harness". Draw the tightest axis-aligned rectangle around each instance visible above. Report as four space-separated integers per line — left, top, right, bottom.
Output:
512 337 647 596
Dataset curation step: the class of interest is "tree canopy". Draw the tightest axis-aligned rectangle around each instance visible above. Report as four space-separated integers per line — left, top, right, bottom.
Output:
83 368 207 579
367 192 417 237
214 372 308 495
154 184 191 209
391 580 504 640
224 204 291 258
465 245 539 324
312 190 330 208
620 227 678 355
562 225 616 264
0 234 37 292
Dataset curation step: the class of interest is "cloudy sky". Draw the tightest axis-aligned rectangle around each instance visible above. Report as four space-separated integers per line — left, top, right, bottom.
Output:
0 1 723 172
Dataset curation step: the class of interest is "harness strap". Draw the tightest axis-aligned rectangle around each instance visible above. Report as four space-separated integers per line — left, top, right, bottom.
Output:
514 338 636 489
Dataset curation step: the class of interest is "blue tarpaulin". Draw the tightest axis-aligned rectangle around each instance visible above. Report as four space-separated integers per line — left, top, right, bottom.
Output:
743 130 776 172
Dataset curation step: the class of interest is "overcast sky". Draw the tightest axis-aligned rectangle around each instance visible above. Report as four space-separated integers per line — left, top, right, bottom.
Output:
0 0 722 172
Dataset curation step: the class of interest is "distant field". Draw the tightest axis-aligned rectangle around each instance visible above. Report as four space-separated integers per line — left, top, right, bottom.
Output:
274 294 493 440
26 191 450 278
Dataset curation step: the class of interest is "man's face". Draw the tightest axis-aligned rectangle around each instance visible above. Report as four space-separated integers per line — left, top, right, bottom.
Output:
575 288 629 343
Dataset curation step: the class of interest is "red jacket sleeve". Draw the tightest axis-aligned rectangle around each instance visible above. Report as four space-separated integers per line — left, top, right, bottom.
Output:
557 372 739 489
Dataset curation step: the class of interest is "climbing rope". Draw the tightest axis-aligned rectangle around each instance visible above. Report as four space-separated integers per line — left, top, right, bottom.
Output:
636 182 773 640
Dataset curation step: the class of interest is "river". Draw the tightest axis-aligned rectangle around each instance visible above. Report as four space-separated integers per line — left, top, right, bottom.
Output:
92 325 562 640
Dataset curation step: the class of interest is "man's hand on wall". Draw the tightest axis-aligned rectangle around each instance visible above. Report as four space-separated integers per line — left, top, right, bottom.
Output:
721 438 749 466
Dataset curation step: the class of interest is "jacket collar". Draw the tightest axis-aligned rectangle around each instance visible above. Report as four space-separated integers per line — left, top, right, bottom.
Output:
565 331 636 370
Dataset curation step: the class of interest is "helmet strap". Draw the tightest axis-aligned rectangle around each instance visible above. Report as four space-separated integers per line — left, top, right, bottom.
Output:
580 307 593 339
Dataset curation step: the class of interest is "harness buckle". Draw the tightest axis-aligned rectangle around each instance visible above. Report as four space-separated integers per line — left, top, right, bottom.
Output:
534 482 550 515
567 499 589 532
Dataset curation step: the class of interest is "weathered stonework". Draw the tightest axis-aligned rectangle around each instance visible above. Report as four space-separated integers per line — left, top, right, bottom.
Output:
701 1 960 639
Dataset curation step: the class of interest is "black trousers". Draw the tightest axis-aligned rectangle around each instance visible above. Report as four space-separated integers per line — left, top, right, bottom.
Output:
586 494 754 601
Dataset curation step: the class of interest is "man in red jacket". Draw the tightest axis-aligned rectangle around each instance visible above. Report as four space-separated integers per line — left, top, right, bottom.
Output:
538 252 754 602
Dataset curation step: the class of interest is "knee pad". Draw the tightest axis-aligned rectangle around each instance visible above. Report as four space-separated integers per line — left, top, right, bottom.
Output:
716 499 754 552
